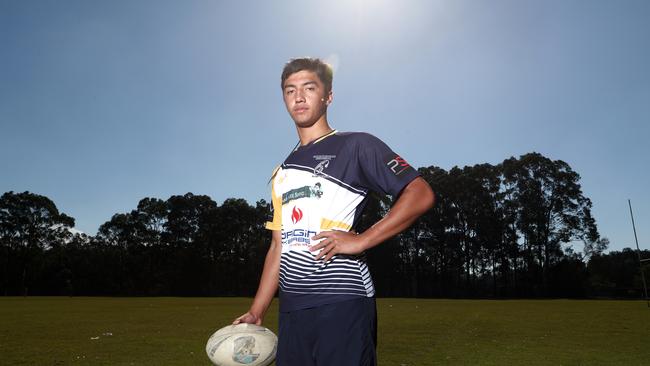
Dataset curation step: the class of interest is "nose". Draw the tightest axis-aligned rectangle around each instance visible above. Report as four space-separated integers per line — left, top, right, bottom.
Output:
295 89 306 103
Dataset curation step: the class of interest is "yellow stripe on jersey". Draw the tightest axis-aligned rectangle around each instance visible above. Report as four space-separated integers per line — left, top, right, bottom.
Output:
320 218 352 231
265 169 283 231
313 129 338 144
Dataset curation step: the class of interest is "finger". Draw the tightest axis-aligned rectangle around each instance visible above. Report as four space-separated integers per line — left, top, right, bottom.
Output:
314 244 327 260
313 237 335 250
236 315 248 324
309 239 330 252
315 243 335 260
234 313 254 325
324 248 337 262
311 231 333 241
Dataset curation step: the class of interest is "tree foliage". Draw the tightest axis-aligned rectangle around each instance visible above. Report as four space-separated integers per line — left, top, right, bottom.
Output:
1 153 645 298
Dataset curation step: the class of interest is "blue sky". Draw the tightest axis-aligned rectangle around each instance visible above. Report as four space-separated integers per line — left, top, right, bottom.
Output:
1 0 648 253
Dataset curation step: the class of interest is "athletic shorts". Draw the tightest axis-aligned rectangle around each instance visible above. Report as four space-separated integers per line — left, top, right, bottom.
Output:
276 297 377 366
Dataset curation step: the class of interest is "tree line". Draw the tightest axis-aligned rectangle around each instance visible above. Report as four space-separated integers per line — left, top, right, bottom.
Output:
1 152 647 298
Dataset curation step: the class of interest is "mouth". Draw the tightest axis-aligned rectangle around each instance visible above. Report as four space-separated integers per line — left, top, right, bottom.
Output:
293 107 308 114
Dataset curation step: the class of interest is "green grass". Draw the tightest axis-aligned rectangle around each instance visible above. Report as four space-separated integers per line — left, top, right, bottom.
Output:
0 297 648 365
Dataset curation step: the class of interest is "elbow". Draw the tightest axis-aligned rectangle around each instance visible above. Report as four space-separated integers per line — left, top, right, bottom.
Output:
408 177 435 214
427 188 435 211
423 184 435 212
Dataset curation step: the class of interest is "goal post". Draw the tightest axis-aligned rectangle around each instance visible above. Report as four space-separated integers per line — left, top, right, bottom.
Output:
628 199 649 308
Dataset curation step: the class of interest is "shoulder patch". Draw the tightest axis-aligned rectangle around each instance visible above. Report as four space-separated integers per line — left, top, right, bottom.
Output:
383 154 414 176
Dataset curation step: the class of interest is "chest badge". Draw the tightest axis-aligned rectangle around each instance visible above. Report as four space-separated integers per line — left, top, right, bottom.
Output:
314 159 330 176
313 154 336 177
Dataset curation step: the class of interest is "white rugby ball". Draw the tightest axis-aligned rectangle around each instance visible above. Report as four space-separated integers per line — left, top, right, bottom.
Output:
206 323 278 366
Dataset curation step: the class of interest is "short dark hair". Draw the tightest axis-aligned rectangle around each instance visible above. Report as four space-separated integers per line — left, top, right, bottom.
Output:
281 58 333 93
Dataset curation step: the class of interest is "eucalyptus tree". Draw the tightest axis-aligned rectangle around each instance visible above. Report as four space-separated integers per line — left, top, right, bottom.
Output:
0 191 75 295
501 153 599 295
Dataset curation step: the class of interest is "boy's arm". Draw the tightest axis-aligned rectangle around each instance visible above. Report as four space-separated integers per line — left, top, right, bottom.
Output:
233 229 282 325
310 177 434 262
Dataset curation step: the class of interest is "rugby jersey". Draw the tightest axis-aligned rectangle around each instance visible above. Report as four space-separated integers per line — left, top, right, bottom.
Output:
265 130 419 312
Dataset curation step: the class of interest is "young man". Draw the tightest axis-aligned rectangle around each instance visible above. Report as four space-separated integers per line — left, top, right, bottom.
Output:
234 58 434 365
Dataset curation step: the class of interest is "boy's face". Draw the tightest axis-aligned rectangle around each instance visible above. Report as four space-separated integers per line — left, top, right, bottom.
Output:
282 70 332 128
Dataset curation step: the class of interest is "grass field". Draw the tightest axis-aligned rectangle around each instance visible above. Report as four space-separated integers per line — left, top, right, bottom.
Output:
0 297 648 365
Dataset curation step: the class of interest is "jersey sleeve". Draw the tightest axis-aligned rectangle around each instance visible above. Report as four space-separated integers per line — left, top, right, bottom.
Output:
265 167 282 231
356 133 420 198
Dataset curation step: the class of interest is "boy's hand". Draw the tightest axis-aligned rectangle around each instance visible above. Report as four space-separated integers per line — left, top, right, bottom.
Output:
233 311 262 325
310 230 367 262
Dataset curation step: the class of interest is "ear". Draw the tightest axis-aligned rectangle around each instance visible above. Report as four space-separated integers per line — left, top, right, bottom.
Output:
325 90 333 105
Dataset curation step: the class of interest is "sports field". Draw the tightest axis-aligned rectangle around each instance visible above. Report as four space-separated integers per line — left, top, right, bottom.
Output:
0 297 648 365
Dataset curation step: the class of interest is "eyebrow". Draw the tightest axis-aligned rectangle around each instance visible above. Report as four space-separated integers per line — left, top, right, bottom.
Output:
283 81 319 90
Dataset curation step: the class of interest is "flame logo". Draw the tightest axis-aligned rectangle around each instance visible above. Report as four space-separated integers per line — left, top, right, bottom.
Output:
291 206 303 224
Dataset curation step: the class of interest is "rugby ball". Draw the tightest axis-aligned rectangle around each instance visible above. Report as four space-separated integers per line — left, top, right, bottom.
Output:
206 323 278 366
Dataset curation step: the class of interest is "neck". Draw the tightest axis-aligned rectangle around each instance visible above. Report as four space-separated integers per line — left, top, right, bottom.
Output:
296 116 333 146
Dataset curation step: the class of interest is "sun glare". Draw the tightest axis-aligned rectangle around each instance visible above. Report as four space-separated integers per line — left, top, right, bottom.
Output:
316 0 441 50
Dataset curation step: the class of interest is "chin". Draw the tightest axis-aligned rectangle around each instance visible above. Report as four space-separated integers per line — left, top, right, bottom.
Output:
293 118 318 128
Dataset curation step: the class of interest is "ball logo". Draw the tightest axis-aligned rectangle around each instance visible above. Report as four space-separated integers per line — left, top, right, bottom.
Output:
291 206 303 224
232 336 259 364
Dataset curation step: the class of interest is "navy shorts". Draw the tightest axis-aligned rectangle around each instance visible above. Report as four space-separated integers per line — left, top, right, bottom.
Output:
276 297 377 366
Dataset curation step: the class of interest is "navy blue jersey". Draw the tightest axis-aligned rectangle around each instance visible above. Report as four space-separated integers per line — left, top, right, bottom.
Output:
266 131 419 312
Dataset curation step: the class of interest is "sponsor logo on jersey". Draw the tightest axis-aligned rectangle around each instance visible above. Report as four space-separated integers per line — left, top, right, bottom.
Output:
282 183 323 204
291 206 303 224
282 228 317 245
385 154 412 176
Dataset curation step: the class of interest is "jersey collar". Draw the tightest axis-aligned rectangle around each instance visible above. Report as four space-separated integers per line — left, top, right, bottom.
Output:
293 129 338 152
